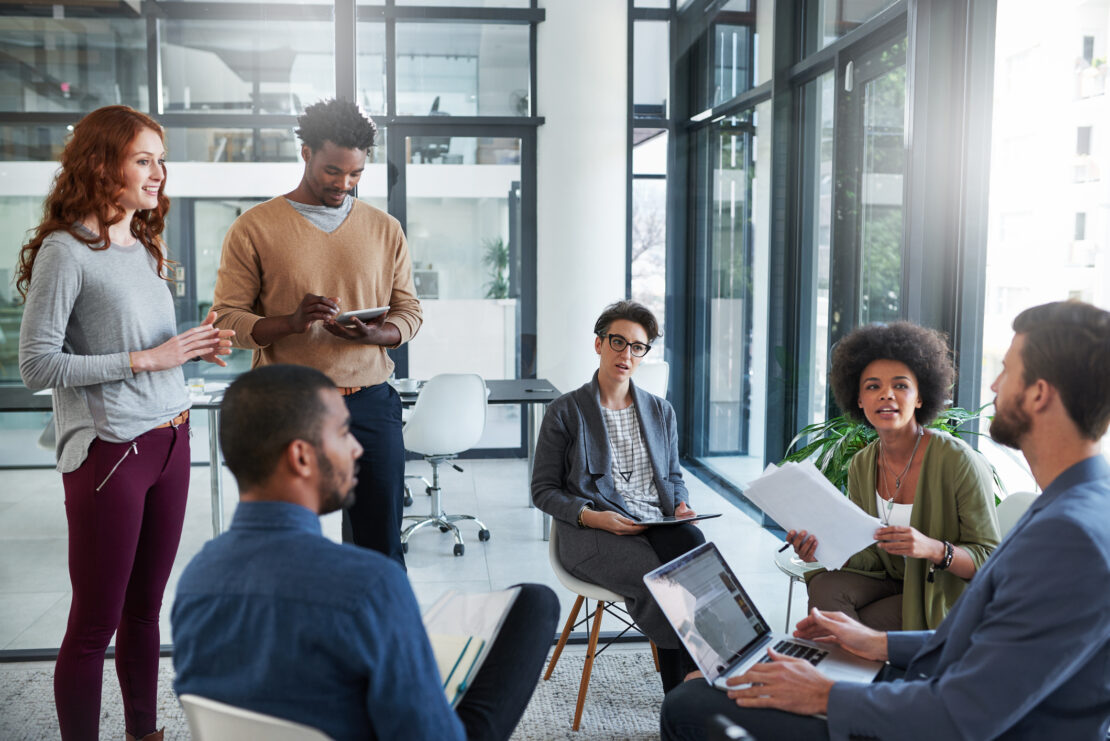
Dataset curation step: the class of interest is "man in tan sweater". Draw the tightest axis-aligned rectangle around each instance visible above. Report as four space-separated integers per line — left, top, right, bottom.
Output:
212 98 421 567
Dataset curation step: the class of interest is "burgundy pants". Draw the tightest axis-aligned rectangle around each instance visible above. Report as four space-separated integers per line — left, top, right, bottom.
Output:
55 422 190 740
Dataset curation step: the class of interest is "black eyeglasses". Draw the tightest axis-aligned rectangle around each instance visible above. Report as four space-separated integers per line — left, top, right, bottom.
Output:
601 333 652 357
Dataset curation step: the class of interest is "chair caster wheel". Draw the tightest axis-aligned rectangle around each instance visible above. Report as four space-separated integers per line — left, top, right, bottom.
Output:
403 494 413 507
478 529 491 542
401 542 409 554
453 544 465 557
439 525 451 533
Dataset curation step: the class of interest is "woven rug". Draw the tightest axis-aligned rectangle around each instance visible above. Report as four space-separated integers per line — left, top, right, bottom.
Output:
0 649 663 740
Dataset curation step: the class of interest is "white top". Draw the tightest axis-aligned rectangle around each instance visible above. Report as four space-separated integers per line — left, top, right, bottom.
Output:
600 405 663 521
875 492 914 528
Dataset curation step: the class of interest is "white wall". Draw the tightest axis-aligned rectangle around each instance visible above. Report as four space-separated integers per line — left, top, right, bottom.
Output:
536 0 628 395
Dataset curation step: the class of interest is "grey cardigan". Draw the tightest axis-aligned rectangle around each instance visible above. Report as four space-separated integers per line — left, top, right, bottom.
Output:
531 372 689 524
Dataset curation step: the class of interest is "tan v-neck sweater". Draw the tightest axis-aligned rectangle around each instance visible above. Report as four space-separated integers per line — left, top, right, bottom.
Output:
212 197 422 387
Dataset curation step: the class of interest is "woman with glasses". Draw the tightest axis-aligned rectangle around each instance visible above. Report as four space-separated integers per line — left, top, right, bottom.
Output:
786 322 1000 631
532 300 705 693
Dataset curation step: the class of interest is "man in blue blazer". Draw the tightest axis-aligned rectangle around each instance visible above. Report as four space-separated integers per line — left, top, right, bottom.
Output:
661 300 1110 741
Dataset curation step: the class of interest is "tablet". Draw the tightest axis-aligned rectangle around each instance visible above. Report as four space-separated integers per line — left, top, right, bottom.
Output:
635 513 723 526
335 306 389 325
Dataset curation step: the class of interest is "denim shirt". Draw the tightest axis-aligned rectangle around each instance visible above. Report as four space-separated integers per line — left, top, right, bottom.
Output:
171 501 465 741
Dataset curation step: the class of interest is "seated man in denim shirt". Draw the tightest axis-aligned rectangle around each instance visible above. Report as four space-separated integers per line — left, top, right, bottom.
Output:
171 364 558 741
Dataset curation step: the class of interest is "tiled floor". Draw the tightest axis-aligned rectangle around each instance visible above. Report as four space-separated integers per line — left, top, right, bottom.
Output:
0 458 797 653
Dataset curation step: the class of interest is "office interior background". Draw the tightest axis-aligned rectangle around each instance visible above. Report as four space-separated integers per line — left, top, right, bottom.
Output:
0 0 1108 656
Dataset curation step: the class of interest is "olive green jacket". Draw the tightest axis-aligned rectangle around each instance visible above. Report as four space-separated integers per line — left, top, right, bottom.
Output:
807 431 1001 630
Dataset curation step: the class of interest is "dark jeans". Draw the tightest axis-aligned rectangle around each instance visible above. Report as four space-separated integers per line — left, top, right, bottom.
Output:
56 423 190 740
644 524 706 693
455 583 560 741
342 383 406 569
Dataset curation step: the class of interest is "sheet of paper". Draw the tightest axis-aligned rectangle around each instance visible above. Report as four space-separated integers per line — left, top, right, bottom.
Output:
743 461 882 569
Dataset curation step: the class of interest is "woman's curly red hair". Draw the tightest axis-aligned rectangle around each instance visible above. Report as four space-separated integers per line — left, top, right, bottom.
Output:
16 105 172 300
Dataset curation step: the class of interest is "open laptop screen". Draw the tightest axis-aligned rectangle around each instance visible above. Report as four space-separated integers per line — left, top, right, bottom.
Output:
645 542 772 682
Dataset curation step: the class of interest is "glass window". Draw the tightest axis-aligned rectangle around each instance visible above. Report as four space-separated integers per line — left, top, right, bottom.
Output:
713 24 753 106
805 0 898 55
163 126 302 163
632 130 669 334
0 16 148 114
0 197 41 383
857 48 906 325
634 21 670 117
356 21 387 117
636 0 672 7
395 23 530 117
395 0 531 6
0 125 70 162
160 18 335 114
801 72 834 426
981 0 1110 491
695 99 770 484
402 134 523 448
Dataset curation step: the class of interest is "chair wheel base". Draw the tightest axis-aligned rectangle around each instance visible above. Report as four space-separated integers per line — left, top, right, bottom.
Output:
403 494 413 507
453 544 465 556
478 529 491 542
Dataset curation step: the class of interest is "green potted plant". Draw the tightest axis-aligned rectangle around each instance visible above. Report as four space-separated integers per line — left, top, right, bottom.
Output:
482 237 509 299
781 405 1004 500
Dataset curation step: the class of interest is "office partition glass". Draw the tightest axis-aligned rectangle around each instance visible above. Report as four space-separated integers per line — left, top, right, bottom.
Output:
159 17 335 115
632 129 668 334
401 134 523 447
395 23 530 117
0 16 148 113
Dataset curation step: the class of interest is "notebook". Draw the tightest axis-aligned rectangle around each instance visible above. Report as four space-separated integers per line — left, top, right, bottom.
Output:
643 542 883 694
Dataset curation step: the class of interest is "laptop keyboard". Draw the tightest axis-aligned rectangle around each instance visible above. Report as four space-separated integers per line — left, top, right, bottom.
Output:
758 640 828 666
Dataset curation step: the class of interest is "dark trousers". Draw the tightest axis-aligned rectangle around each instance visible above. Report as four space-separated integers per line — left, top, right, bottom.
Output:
659 664 904 740
643 524 706 692
55 423 190 740
455 583 560 741
342 383 405 569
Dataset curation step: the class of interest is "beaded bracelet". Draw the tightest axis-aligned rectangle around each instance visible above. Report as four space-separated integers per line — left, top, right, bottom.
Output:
927 540 955 582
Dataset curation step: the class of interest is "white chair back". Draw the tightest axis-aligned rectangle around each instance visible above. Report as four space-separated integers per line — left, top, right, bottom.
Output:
402 373 487 456
996 491 1037 536
548 525 627 603
635 361 670 398
179 694 333 741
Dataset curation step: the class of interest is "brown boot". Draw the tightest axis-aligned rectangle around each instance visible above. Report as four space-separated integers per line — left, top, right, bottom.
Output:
125 728 164 741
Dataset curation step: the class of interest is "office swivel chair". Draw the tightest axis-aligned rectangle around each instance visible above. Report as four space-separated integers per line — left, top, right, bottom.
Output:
401 373 490 556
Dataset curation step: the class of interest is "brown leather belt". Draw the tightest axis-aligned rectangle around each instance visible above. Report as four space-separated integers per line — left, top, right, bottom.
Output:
155 409 190 429
338 386 369 397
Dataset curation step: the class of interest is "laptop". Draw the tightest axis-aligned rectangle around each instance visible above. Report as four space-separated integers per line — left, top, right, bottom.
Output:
643 541 883 692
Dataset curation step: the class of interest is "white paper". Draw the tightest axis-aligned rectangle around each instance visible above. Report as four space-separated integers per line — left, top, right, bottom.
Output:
743 461 882 569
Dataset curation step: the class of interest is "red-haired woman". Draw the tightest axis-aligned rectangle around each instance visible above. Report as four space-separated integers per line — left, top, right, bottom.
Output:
17 106 233 741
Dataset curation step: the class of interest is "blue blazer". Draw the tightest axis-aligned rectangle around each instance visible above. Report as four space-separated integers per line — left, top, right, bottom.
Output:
531 372 689 525
828 455 1110 740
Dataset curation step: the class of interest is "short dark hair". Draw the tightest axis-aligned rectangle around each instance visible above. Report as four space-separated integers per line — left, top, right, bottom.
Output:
295 98 377 152
593 300 660 342
219 365 337 490
830 321 955 426
1012 300 1110 441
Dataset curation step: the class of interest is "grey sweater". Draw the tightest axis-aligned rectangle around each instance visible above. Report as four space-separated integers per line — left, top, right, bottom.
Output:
19 229 190 472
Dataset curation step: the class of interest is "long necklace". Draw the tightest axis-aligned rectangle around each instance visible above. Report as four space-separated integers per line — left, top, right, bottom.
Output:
878 426 924 523
607 407 635 482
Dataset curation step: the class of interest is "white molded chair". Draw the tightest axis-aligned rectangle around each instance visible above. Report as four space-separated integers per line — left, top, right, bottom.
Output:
179 694 332 741
544 525 658 731
401 373 490 556
634 360 670 398
996 491 1037 536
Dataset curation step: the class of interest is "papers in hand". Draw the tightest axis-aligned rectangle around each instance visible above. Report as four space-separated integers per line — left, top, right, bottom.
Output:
423 587 520 707
743 461 882 569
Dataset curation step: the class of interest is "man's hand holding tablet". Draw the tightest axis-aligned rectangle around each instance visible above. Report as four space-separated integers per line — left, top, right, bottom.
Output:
323 304 400 347
334 306 390 326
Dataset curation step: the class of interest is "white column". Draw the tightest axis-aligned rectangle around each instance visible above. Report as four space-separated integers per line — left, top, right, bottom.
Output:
536 0 628 395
